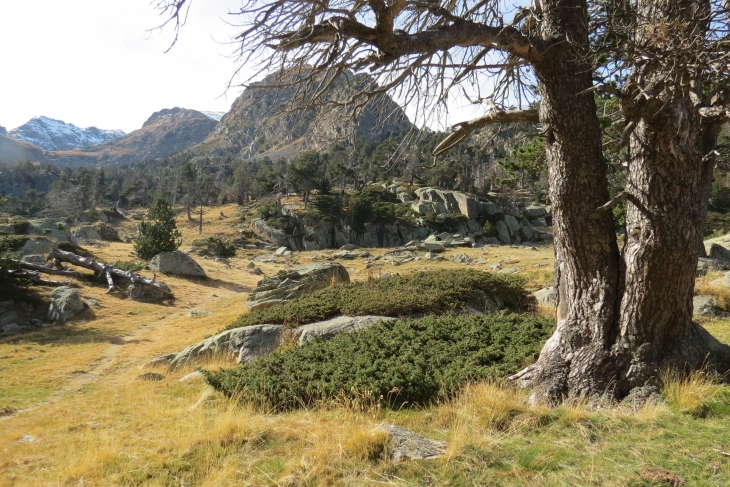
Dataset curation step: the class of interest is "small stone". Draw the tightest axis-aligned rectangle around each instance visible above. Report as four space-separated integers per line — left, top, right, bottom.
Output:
188 309 213 318
18 435 35 443
246 261 256 269
373 423 446 461
0 406 17 417
136 372 164 381
86 299 98 307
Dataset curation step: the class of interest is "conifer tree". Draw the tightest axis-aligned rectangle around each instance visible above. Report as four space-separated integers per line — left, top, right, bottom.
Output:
134 198 182 260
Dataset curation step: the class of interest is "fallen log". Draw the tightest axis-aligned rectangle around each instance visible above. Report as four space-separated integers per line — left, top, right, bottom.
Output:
17 261 82 278
47 248 173 297
7 269 73 287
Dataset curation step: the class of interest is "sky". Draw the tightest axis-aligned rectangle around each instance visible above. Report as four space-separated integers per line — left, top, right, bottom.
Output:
0 0 247 133
0 1 514 136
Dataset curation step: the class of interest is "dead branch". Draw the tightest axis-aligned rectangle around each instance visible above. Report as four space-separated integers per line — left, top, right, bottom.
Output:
16 261 82 278
433 109 539 156
7 269 73 287
596 191 629 211
699 105 730 122
48 248 173 297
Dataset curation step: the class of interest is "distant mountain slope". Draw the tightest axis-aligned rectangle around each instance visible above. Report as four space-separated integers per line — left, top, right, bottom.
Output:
0 108 219 168
8 116 125 151
0 134 50 164
194 71 413 159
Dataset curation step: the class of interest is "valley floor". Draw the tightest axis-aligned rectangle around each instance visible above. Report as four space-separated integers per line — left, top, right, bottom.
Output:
2 204 730 486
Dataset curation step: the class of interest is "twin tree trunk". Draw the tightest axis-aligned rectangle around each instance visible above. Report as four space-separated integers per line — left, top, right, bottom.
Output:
513 0 730 403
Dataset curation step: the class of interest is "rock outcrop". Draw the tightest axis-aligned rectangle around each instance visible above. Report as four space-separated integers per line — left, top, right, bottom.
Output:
167 315 393 369
250 219 291 248
73 225 101 241
128 283 169 302
17 237 56 256
75 222 120 242
534 287 556 306
47 287 85 323
374 423 447 461
246 262 350 311
693 295 721 317
298 315 395 345
149 251 206 278
251 187 546 250
168 323 284 369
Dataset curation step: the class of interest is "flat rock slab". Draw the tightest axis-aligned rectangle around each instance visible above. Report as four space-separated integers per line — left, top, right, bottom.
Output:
246 262 350 312
166 315 395 369
168 324 283 369
534 287 555 305
298 315 395 345
149 251 206 277
137 373 164 381
374 423 447 461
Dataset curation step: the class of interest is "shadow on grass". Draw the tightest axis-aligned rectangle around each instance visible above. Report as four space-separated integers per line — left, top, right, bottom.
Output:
0 324 152 347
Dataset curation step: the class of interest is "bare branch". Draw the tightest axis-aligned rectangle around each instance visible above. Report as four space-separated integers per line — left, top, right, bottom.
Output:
433 109 539 156
596 191 628 212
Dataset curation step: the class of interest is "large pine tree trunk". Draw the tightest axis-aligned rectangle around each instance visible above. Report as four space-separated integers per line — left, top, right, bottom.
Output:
513 0 730 403
613 0 730 391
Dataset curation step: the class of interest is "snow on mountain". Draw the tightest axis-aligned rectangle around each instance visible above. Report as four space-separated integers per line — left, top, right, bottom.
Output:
8 116 125 151
201 111 226 121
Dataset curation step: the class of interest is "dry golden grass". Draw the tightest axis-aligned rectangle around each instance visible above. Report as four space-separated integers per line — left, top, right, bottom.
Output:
662 369 727 417
1 205 730 486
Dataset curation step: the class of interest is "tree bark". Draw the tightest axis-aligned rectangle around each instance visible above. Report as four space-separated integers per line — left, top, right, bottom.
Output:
514 0 730 402
511 0 624 403
612 0 730 391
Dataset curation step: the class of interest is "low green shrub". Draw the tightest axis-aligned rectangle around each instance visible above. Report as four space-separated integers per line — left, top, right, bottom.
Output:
115 260 145 272
0 258 41 303
191 237 237 258
226 269 526 330
57 241 96 259
204 313 554 410
482 221 499 237
0 235 30 254
13 220 31 235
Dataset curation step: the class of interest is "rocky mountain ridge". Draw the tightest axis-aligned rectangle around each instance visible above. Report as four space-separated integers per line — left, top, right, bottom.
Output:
193 71 414 160
0 108 218 168
1 71 412 167
8 116 125 151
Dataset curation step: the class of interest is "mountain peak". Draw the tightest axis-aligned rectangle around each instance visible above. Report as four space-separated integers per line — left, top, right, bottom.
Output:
143 107 213 128
8 116 125 151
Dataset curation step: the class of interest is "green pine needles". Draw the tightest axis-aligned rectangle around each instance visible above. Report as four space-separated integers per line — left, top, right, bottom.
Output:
134 198 182 261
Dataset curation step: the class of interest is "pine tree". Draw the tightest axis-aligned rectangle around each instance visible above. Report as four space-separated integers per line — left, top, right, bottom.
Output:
134 198 182 260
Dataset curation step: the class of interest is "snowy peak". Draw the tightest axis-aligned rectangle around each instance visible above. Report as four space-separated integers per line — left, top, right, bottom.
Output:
8 116 125 151
201 111 226 121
